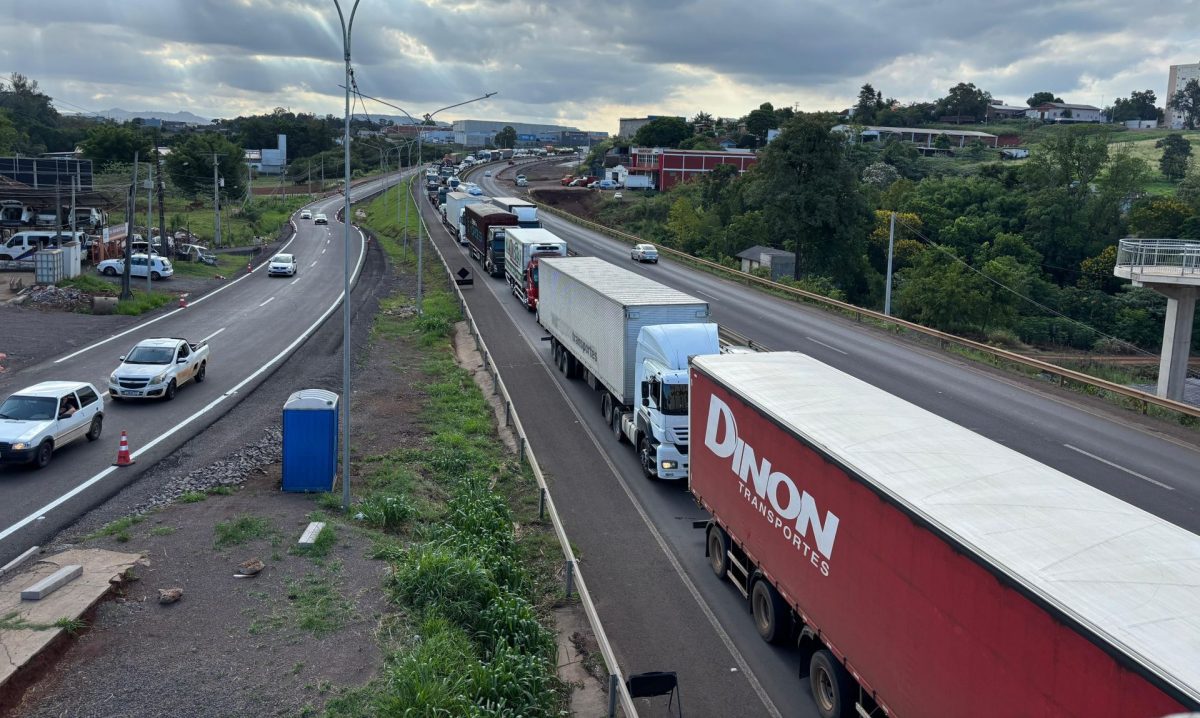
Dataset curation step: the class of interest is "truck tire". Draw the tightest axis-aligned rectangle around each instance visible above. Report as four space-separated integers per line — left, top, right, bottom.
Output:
809 649 854 718
611 409 624 443
638 437 657 479
751 577 790 644
164 379 177 401
707 524 729 580
195 362 206 383
86 415 103 442
601 392 612 419
34 440 54 469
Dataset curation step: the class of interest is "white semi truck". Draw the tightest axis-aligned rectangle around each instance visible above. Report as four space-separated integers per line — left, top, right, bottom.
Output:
441 191 488 244
489 197 539 228
503 227 567 311
537 256 718 480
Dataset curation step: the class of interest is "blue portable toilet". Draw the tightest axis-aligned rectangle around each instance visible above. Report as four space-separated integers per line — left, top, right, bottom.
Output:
282 389 339 492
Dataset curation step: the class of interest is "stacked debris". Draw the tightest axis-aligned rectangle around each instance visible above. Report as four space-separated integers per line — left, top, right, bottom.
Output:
23 285 96 312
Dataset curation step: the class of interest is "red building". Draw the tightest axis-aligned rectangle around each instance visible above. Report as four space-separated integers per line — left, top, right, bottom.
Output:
627 147 758 190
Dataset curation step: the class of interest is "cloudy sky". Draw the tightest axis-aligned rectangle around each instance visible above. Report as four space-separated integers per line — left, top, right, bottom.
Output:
5 0 1200 132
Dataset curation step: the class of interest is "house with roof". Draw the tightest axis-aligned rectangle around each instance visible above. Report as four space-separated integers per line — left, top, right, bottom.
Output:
736 246 795 281
1025 102 1102 123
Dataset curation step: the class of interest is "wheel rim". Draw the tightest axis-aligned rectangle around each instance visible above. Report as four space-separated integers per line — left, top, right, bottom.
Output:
639 440 656 475
753 587 771 635
814 664 836 712
708 532 724 574
39 443 52 465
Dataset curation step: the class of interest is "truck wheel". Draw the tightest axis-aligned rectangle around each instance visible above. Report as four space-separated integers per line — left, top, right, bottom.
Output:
707 525 729 580
164 380 177 401
611 409 625 443
751 578 790 644
34 440 54 469
809 650 854 718
195 362 206 383
86 415 103 442
638 437 657 479
601 392 612 419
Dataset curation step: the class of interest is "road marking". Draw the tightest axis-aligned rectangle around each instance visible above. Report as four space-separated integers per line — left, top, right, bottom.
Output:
310 260 318 267
100 391 109 398
691 288 720 302
259 297 275 308
806 336 848 355
290 277 301 286
322 247 327 254
200 327 226 343
1063 444 1174 490
0 227 369 546
53 231 300 364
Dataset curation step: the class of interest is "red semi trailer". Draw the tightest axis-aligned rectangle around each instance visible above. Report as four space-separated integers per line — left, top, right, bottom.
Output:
689 352 1200 718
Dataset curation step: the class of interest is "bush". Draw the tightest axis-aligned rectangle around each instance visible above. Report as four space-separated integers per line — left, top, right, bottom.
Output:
389 546 497 627
985 328 1024 349
358 494 413 532
1092 336 1138 355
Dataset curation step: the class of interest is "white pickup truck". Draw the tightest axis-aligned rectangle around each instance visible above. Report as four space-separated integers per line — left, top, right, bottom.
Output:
109 338 209 401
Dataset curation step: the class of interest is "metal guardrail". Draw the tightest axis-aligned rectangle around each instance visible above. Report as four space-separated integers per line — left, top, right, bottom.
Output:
1117 238 1200 276
530 202 1200 421
408 175 638 717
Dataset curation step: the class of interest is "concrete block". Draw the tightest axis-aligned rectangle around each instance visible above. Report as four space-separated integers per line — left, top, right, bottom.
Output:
0 546 40 578
298 522 326 546
21 564 82 601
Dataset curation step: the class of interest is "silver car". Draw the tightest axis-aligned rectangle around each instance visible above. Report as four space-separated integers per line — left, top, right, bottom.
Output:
631 243 659 263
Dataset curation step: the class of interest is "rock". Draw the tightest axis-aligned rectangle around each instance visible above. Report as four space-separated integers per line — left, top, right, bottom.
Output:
235 558 264 577
158 587 183 604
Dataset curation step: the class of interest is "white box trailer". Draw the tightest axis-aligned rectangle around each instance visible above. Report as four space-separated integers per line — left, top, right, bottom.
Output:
442 192 488 242
490 197 539 227
503 227 567 311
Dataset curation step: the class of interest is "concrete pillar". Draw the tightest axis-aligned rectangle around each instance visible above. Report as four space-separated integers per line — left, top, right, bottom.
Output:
1155 285 1198 401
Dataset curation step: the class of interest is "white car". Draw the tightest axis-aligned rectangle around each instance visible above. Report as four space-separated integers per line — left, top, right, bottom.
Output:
631 243 659 263
613 192 623 200
268 253 297 277
314 213 328 225
0 381 104 468
97 253 173 279
484 170 492 177
300 210 312 220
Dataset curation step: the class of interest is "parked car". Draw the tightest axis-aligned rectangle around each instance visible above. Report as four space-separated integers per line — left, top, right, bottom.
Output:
267 253 298 277
97 254 173 279
631 243 659 263
0 381 104 468
300 210 312 220
109 338 209 401
177 244 217 265
314 213 328 224
484 170 493 177
598 179 618 190
587 181 599 189
613 192 623 200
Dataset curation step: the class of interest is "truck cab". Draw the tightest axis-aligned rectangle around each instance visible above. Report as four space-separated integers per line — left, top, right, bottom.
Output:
623 324 719 479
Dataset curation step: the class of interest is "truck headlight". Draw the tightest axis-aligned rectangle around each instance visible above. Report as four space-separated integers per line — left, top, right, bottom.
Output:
11 442 27 451
660 460 678 470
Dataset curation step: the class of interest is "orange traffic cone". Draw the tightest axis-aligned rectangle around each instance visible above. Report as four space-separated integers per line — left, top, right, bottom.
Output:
113 430 135 467
178 294 188 308
246 261 253 274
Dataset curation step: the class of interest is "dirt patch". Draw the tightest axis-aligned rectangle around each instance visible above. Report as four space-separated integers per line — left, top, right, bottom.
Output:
530 188 602 222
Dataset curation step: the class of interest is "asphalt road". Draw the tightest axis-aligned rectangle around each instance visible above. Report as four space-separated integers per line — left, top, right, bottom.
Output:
0 172 409 565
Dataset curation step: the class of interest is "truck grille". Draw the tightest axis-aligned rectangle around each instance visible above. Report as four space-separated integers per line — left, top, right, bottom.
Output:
118 379 149 389
671 427 689 444
0 443 10 452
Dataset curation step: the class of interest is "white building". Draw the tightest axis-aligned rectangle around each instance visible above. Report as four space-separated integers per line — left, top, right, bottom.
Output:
1025 102 1103 123
1167 60 1200 129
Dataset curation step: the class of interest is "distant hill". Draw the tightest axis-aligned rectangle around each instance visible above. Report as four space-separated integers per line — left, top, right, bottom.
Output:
95 108 210 124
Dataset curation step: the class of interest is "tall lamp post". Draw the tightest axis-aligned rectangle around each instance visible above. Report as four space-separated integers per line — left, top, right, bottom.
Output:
334 0 361 512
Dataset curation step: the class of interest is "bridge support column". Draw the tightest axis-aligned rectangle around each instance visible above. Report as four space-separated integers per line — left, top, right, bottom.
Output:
1155 285 1198 401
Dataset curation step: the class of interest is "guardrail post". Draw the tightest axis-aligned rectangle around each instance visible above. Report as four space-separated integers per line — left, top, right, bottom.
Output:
505 400 512 426
565 559 575 598
607 674 619 718
519 436 526 463
538 487 546 520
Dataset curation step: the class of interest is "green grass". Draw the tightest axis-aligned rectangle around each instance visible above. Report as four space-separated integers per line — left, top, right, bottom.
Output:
213 515 275 548
292 524 337 559
114 289 174 316
85 515 146 543
59 274 116 295
109 195 311 248
150 526 177 537
207 485 235 496
179 491 207 504
0 612 87 634
170 253 245 278
287 568 357 637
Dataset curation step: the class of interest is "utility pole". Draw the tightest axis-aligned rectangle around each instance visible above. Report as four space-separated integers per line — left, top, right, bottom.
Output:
884 211 896 316
155 135 168 259
69 170 77 242
212 152 222 248
121 153 138 300
146 164 154 293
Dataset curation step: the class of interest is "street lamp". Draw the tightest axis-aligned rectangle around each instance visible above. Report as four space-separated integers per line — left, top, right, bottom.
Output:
334 0 361 512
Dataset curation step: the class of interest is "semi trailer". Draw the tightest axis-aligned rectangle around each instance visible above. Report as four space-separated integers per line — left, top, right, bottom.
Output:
463 204 518 277
503 227 567 311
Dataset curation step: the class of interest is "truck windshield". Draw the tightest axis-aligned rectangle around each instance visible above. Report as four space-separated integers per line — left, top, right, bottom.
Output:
660 383 688 415
0 396 56 421
125 346 174 364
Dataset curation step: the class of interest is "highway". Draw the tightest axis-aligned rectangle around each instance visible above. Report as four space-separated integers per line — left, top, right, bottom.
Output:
0 171 407 566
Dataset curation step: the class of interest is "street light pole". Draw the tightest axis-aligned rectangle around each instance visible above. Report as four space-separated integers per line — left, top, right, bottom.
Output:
334 0 361 512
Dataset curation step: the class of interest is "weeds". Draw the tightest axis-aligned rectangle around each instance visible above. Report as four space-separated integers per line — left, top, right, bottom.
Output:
287 570 356 637
114 289 174 316
150 526 176 537
85 515 145 543
179 491 207 504
292 524 337 559
213 515 274 548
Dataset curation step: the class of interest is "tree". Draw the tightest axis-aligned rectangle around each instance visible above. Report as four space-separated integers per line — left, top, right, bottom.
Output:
164 132 246 199
494 125 517 149
744 102 778 146
1157 134 1192 180
1169 78 1200 129
0 73 63 153
936 82 992 121
631 116 692 148
1129 197 1195 238
678 134 720 151
1027 91 1063 107
748 114 871 294
0 109 19 154
1110 90 1158 123
933 133 952 150
690 111 714 130
854 84 883 124
1078 246 1122 292
861 162 900 189
1177 166 1200 210
80 124 153 165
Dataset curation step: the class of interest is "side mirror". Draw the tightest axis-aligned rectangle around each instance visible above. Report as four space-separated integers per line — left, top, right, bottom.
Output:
119 355 126 361
640 380 649 397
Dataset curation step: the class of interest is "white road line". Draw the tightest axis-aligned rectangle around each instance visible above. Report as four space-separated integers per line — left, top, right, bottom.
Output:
0 227 368 546
53 231 299 364
259 297 275 308
200 327 226 343
290 278 301 286
1062 444 1174 490
691 288 721 302
310 260 318 267
321 247 327 254
806 336 848 355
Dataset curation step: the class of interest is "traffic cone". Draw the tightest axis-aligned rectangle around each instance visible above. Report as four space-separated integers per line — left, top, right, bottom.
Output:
178 294 188 308
246 261 253 274
113 430 135 467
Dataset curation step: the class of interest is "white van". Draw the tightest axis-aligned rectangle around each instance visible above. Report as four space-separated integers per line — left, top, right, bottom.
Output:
0 231 87 261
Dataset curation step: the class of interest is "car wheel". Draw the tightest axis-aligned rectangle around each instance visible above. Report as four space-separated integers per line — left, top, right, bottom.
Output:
164 379 177 401
86 415 103 442
34 440 53 469
195 362 206 383
151 272 161 280
102 266 117 276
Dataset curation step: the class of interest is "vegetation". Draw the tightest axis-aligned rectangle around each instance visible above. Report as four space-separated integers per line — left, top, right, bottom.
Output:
213 515 275 548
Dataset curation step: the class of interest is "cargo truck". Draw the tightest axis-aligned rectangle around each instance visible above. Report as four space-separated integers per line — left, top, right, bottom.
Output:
489 197 539 228
690 351 1200 718
463 204 518 277
441 191 486 244
503 227 567 311
538 257 717 479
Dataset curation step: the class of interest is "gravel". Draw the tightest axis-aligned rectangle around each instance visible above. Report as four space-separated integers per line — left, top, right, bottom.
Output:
136 426 283 511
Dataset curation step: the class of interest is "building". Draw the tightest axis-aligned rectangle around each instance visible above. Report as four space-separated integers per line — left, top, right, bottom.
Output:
618 116 686 138
1167 60 1200 129
831 125 999 148
986 102 1028 121
1025 102 1102 123
452 119 601 148
627 147 758 191
736 246 795 281
251 134 287 175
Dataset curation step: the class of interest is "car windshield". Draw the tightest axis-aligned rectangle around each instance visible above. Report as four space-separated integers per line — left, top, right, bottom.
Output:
660 382 688 416
0 395 57 421
273 254 293 263
125 346 175 364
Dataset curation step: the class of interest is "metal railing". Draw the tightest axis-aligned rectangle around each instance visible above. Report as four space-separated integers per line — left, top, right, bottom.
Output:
410 173 637 717
529 202 1200 421
1116 238 1200 276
